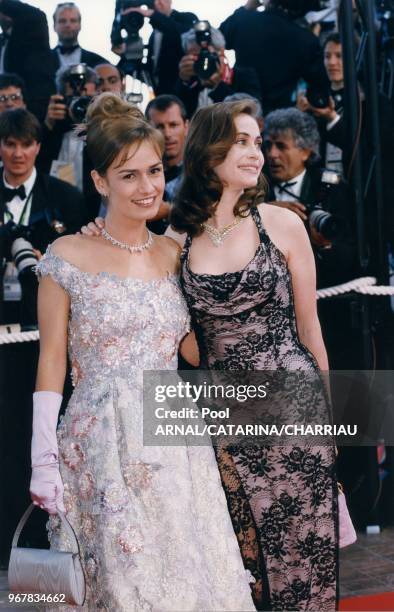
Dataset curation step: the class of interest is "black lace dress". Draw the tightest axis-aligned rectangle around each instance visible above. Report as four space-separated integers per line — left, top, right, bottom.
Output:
180 206 338 612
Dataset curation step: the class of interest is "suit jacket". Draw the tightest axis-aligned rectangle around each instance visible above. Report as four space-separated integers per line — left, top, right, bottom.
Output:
51 47 110 73
146 9 197 95
174 65 262 119
1 0 55 121
267 165 358 288
0 170 87 254
220 7 330 114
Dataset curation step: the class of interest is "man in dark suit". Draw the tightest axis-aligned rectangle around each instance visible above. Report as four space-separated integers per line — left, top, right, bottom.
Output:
0 0 55 121
0 108 86 327
264 107 361 369
220 0 330 114
112 0 197 95
51 2 108 73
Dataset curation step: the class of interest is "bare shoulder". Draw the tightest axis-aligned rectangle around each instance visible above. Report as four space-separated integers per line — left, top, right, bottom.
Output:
156 234 182 255
154 234 182 273
256 203 308 260
258 202 304 232
164 225 187 248
50 234 100 264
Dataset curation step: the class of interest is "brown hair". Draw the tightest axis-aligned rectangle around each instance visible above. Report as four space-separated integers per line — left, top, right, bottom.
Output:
0 108 41 144
84 93 164 176
170 99 267 237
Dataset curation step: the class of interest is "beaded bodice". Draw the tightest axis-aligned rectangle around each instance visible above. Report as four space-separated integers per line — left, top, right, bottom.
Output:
37 246 190 389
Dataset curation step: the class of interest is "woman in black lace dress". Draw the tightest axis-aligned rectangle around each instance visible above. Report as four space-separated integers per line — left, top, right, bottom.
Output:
169 100 338 612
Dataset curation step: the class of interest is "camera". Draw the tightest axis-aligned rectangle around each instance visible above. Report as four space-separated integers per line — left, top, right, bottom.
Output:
111 0 154 49
0 222 39 329
64 64 93 123
306 85 330 109
193 21 221 82
307 170 343 241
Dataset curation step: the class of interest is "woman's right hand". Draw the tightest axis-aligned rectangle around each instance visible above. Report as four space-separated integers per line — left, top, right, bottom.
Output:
80 217 105 236
30 464 65 514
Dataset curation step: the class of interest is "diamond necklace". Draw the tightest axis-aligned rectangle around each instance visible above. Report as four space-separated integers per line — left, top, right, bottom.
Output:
202 216 245 247
101 227 153 254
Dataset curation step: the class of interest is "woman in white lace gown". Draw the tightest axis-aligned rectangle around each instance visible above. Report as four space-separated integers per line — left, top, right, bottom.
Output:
30 94 255 611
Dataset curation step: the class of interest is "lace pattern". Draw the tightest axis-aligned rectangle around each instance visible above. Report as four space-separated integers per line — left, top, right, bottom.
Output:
180 206 338 611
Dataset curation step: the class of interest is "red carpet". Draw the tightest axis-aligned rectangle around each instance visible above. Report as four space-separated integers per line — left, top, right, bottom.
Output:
340 591 394 611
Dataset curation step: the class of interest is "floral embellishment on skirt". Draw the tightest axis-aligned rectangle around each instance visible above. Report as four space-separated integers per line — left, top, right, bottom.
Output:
71 413 98 438
123 461 157 491
100 481 128 513
62 442 85 470
78 471 95 500
117 525 144 554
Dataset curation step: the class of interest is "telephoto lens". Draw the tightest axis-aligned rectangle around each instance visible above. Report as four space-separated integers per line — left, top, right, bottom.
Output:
11 238 39 330
11 238 38 275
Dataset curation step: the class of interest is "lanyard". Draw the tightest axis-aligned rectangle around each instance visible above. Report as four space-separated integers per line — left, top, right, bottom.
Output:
3 188 34 225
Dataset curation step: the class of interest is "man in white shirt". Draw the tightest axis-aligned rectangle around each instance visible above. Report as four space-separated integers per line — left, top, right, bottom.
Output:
264 107 356 287
0 107 85 326
38 64 98 193
51 2 108 72
264 106 359 369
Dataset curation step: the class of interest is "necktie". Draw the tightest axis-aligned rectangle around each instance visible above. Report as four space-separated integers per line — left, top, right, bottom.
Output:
277 181 297 194
58 45 79 55
2 184 26 202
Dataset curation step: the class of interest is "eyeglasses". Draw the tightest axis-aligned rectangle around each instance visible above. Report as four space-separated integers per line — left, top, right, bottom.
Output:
0 93 23 103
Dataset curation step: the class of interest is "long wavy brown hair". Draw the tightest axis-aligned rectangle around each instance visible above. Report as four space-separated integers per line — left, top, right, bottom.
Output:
170 99 267 237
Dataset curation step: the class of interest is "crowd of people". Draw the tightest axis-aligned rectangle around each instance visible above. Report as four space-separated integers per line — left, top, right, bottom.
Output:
2 0 393 610
0 0 391 356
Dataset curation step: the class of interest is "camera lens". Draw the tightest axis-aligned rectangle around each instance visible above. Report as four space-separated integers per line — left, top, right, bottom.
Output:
194 50 220 81
11 238 38 275
69 96 92 123
309 209 339 241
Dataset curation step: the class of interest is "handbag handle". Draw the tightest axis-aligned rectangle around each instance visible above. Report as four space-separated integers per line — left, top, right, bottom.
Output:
12 504 81 556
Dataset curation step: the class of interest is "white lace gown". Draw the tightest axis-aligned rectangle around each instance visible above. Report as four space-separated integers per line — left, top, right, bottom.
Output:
37 246 255 612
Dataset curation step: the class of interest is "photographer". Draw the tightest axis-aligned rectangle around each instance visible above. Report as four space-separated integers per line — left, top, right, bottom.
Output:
0 108 85 328
264 107 360 367
37 64 98 194
111 0 197 94
299 32 394 245
175 22 261 118
220 0 330 114
0 0 55 121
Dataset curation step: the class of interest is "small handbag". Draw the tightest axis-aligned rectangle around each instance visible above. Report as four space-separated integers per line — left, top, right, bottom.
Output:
8 503 86 606
338 484 357 548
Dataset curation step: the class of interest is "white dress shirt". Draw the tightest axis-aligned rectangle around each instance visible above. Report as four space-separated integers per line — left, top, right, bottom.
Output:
56 45 82 69
273 169 306 202
4 167 37 224
57 131 84 191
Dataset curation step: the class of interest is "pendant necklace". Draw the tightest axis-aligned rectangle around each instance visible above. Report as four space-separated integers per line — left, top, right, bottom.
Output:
202 216 245 247
101 227 153 254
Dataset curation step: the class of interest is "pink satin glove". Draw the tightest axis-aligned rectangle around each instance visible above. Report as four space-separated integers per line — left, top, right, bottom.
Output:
30 391 65 514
